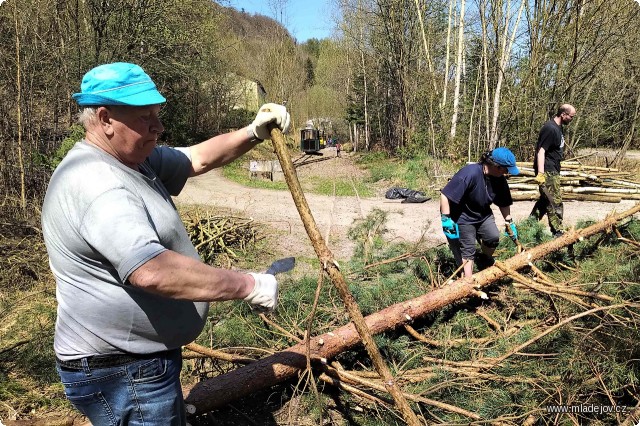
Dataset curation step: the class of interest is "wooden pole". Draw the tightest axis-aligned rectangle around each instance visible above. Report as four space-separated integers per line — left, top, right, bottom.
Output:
185 129 423 425
183 197 640 413
511 191 622 203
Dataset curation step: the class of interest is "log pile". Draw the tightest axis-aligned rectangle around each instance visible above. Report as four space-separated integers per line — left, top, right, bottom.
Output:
509 160 640 203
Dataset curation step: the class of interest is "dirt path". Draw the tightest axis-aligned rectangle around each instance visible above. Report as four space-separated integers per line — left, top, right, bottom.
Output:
174 153 638 260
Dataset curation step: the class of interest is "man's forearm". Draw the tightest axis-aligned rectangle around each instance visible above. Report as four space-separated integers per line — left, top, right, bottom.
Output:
188 127 257 176
536 148 546 174
128 250 254 301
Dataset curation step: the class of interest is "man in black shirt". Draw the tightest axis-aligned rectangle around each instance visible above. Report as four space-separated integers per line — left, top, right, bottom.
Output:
530 104 576 237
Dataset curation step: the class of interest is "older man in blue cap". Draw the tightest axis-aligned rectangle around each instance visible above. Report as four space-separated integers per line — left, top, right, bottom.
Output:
439 147 520 277
42 62 290 425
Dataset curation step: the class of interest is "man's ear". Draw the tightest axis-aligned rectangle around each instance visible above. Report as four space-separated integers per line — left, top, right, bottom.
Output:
96 106 114 136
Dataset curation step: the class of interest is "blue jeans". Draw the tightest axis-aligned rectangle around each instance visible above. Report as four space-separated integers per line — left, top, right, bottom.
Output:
56 349 186 425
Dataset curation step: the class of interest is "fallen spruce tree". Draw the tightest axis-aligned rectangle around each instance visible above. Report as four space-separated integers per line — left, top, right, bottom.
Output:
184 202 640 415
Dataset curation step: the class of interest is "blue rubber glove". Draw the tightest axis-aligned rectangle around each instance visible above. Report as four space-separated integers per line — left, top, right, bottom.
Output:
504 219 518 242
441 214 459 239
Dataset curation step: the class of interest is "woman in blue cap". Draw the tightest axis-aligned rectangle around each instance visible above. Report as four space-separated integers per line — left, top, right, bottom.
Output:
42 62 290 425
439 147 520 277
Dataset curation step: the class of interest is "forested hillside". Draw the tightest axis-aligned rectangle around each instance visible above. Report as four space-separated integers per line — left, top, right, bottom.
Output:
1 0 639 213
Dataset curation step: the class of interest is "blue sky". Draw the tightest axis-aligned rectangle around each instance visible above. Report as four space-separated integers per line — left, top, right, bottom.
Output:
225 0 338 42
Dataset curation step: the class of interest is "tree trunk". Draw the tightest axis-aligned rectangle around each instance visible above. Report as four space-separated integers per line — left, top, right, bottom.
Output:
467 63 482 161
611 88 640 168
14 2 26 213
361 48 370 152
357 0 370 152
511 191 622 203
450 0 465 140
354 123 359 152
489 0 525 148
480 0 491 145
414 0 437 93
441 0 454 109
183 203 640 412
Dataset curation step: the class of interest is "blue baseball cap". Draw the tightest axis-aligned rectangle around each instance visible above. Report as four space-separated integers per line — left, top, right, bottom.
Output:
490 147 519 175
72 62 166 106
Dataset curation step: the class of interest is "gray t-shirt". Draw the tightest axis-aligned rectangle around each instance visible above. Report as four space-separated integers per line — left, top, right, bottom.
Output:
42 141 209 360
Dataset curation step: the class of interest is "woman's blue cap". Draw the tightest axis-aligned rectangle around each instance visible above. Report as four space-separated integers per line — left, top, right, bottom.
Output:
72 62 166 106
490 147 520 175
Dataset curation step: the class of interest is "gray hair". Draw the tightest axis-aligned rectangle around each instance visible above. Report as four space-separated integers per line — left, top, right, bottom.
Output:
77 107 99 129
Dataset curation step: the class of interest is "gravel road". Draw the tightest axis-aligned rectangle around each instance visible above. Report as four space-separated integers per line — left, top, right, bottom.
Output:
174 165 638 261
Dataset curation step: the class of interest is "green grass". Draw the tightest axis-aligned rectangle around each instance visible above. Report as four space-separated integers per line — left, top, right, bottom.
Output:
222 159 290 191
222 157 375 197
221 149 457 198
0 235 72 417
356 151 458 197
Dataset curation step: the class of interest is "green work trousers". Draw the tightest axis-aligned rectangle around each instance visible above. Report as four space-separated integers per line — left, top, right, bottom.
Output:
530 172 563 235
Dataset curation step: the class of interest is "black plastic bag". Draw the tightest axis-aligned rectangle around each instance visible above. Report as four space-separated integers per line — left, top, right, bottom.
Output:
384 187 431 203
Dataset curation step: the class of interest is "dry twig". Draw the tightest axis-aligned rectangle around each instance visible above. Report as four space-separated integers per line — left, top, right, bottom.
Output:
183 342 254 364
487 303 632 366
323 363 482 420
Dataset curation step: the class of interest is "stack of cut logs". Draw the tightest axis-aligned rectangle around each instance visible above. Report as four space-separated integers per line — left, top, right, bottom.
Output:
508 161 640 203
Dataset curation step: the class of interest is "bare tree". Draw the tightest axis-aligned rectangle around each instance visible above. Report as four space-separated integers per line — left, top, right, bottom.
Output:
450 0 465 140
488 0 525 148
441 0 454 109
338 0 372 151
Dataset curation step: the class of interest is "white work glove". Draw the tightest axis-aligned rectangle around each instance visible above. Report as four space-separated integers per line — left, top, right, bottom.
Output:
250 103 291 141
244 273 278 312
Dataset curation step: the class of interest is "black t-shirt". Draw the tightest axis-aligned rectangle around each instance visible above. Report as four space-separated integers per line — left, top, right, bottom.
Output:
441 163 513 225
533 119 564 173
